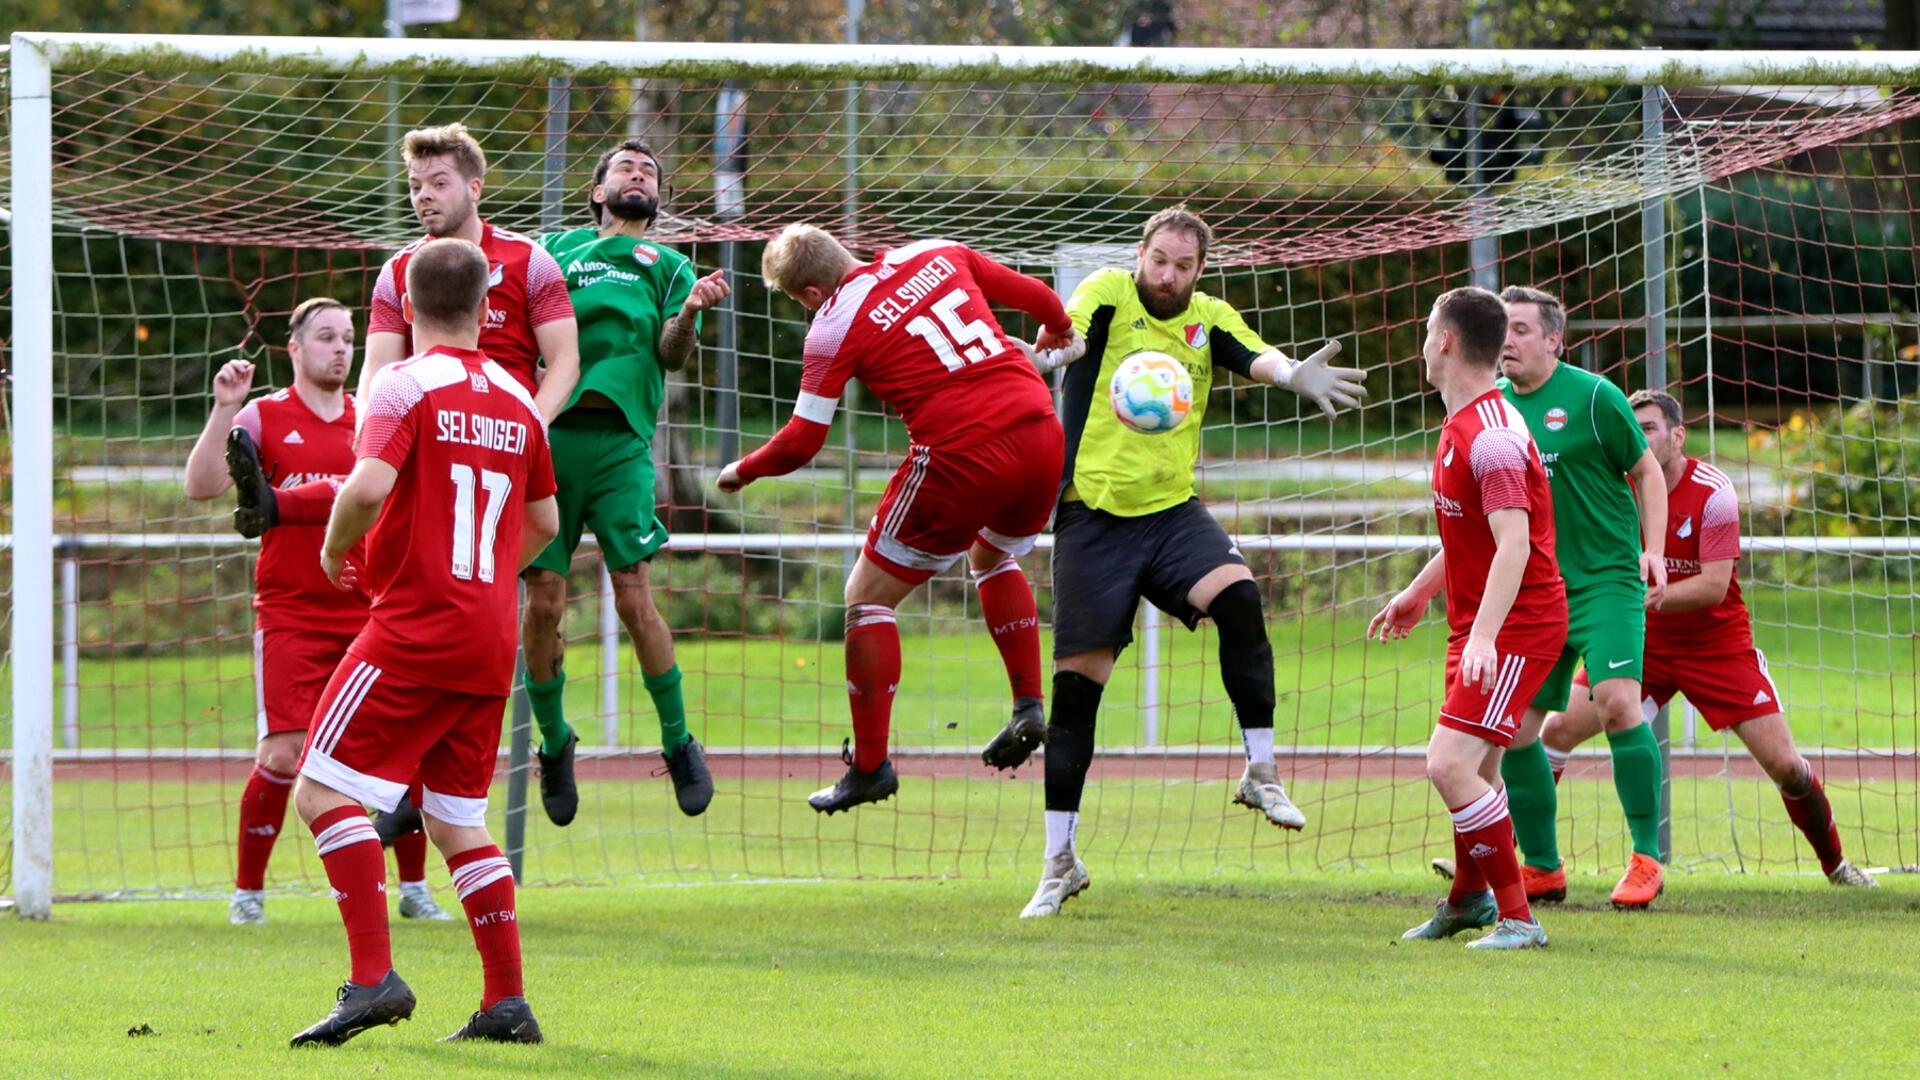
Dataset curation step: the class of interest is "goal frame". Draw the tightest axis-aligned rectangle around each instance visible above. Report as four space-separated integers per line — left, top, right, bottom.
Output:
11 33 1920 918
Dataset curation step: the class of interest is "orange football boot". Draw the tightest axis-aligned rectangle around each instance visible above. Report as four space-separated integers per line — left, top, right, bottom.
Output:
1610 852 1665 909
1520 862 1567 903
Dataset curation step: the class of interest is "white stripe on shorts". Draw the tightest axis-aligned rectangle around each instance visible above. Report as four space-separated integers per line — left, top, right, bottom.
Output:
312 661 382 757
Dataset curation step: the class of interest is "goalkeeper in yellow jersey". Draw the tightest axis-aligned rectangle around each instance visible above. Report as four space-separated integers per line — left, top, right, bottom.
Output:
994 206 1370 918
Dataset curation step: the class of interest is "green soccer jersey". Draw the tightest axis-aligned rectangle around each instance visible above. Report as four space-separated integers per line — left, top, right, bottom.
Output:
1498 362 1648 592
539 227 701 441
1060 267 1274 517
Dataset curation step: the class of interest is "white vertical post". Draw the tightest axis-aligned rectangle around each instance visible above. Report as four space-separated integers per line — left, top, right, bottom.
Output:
59 551 79 749
1140 604 1162 748
11 35 57 920
599 561 619 746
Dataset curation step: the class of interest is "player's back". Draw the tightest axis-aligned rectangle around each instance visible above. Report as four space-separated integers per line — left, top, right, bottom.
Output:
239 389 369 629
1433 388 1565 650
803 240 1054 448
1647 457 1751 653
350 345 556 697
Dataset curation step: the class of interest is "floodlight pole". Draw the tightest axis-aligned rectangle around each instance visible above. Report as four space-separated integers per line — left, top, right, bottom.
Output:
9 34 56 920
1642 75 1674 865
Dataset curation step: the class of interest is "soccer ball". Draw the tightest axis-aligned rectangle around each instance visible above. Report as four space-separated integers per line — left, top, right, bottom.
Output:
1109 351 1193 434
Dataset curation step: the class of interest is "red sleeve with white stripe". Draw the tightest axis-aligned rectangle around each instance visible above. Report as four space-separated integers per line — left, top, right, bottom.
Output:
962 247 1071 334
1697 482 1741 562
368 258 408 337
1470 427 1531 513
524 246 576 328
358 366 424 469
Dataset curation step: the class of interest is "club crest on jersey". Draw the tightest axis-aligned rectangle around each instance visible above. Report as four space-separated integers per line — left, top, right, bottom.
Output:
487 262 505 288
1442 445 1456 468
1184 323 1208 349
1543 406 1568 431
632 245 659 267
1677 515 1693 539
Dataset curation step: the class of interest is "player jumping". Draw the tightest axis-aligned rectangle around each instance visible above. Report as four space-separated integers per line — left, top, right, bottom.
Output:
1004 206 1368 919
717 225 1079 814
288 238 560 1046
1543 390 1877 887
1373 286 1567 950
519 139 731 824
183 298 451 925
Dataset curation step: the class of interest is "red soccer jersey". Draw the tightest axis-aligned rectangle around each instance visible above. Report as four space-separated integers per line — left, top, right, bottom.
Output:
793 239 1065 449
368 220 575 395
1646 457 1750 655
233 389 370 631
347 345 557 696
1433 387 1567 656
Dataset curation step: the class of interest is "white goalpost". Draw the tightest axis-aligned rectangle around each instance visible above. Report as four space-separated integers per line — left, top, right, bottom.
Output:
11 34 1920 917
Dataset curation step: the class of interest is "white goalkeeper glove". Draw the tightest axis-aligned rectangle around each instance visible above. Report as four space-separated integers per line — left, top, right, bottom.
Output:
1262 339 1369 418
1027 330 1087 375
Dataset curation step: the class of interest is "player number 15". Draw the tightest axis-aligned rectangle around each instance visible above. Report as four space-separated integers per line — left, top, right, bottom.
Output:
905 288 1004 372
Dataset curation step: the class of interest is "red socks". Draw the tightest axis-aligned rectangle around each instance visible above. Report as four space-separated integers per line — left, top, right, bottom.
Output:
235 764 295 892
308 804 391 986
844 605 901 773
393 830 429 884
972 557 1043 702
275 478 340 526
448 845 522 1009
1451 787 1531 922
1781 767 1846 875
1446 824 1491 907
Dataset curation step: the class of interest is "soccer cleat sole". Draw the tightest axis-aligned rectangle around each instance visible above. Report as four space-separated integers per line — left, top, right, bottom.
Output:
811 790 896 815
1232 790 1305 831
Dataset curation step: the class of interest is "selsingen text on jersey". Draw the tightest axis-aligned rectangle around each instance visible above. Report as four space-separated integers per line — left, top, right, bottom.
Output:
866 255 959 331
436 409 530 455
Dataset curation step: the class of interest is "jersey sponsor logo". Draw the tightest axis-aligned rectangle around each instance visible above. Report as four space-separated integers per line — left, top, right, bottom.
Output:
1544 406 1568 431
1184 323 1208 349
1433 491 1464 518
1676 515 1694 539
487 262 506 288
1753 689 1772 705
278 471 344 488
283 430 305 444
1666 556 1701 576
632 245 659 267
484 303 508 329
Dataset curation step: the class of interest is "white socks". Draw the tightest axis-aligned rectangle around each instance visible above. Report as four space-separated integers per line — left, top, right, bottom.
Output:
1241 726 1275 767
1044 810 1078 860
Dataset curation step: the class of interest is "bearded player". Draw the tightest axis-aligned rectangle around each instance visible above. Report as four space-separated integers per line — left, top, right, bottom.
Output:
520 139 731 825
229 121 579 536
1541 390 1877 887
289 238 559 1046
1372 286 1567 951
718 224 1079 813
183 299 451 925
1004 207 1368 920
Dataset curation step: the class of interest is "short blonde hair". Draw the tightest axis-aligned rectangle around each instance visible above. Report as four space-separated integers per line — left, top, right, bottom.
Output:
288 297 350 342
761 224 856 295
403 122 487 182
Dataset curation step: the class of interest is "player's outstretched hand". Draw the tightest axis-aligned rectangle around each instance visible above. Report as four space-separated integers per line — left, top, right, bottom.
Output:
320 550 357 592
716 460 747 495
1028 330 1086 374
1460 634 1499 692
682 270 731 315
1640 552 1668 610
213 359 255 409
1283 340 1369 418
1367 588 1425 641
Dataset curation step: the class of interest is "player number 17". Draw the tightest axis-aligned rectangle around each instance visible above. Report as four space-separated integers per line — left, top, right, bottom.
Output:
905 288 1004 372
449 463 512 583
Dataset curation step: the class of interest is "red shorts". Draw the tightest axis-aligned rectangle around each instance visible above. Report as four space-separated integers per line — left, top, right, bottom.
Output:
1575 646 1782 732
1438 645 1559 748
296 654 506 826
254 625 361 739
864 413 1065 585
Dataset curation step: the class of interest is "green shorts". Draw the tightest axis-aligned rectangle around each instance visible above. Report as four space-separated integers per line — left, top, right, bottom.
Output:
1532 583 1645 713
528 410 668 577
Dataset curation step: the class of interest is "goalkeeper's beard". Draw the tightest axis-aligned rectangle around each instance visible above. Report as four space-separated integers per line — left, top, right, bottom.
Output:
1135 274 1195 321
605 190 659 227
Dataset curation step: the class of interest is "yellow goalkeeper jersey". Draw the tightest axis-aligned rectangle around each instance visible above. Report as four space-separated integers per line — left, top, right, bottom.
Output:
1060 267 1272 517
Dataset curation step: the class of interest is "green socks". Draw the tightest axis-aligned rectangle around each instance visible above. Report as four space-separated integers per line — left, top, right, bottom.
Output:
646 665 691 754
1607 721 1665 859
525 671 572 757
1501 739 1562 871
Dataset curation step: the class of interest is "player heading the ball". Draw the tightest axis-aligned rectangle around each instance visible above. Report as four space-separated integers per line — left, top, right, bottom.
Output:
288 237 560 1047
718 225 1080 814
1007 206 1368 920
1372 286 1565 951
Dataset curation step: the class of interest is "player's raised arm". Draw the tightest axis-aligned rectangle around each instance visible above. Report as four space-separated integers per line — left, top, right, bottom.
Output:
959 247 1082 360
183 360 257 500
660 268 730 372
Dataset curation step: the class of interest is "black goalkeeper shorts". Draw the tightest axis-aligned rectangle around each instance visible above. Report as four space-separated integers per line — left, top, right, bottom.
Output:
1049 497 1246 659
